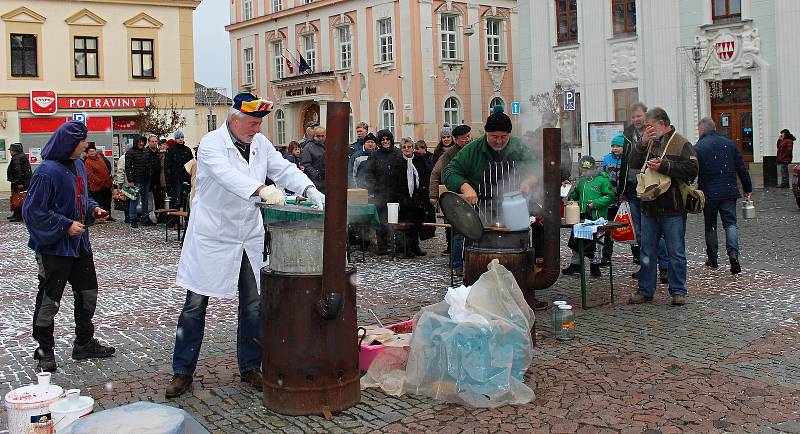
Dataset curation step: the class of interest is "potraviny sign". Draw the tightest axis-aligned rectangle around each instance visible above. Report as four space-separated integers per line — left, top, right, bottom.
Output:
19 92 150 115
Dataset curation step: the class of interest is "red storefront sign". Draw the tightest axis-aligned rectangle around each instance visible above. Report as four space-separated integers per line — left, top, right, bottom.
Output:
18 94 148 113
21 117 113 133
29 90 58 115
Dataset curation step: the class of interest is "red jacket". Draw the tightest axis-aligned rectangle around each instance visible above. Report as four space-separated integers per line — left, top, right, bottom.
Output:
777 138 794 163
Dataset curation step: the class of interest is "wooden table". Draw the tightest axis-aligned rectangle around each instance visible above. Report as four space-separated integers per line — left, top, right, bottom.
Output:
561 221 628 309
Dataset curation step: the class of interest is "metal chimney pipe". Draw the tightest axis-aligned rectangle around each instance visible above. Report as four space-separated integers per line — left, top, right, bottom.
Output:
528 127 561 290
316 101 350 319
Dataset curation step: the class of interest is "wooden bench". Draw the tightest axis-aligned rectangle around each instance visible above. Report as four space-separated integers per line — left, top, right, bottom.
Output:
166 210 189 242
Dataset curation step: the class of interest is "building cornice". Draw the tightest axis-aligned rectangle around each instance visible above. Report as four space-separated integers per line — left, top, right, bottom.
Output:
226 0 344 31
71 0 200 9
270 71 336 88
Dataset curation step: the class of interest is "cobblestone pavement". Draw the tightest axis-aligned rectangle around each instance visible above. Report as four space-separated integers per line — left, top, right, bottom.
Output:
1 188 798 433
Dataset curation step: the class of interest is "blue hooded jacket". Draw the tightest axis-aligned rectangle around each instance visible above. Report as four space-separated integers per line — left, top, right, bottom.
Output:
23 121 98 257
694 130 753 201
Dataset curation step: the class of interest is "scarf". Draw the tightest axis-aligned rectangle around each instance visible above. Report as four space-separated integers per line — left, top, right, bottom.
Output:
404 155 419 197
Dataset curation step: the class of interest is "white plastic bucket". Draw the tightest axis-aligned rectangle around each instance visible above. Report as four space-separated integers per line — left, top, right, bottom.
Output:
49 389 94 433
4 376 64 434
387 203 399 224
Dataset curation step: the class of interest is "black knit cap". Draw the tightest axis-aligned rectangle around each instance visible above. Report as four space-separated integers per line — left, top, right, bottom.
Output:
10 143 23 153
484 105 512 133
451 124 471 137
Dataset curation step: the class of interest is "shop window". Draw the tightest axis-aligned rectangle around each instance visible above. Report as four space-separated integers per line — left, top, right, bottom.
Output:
10 34 38 77
443 97 460 126
713 0 741 22
74 36 99 78
613 88 639 123
377 18 393 64
612 0 636 35
561 92 581 146
486 18 503 63
131 38 154 78
556 0 578 43
380 99 395 135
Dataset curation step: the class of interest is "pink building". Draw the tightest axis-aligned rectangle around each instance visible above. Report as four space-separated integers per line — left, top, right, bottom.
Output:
226 0 516 146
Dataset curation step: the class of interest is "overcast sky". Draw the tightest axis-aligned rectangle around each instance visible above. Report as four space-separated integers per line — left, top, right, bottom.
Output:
193 0 232 96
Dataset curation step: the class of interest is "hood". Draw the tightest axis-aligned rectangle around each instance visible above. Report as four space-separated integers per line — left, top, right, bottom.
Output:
375 129 394 149
42 121 87 160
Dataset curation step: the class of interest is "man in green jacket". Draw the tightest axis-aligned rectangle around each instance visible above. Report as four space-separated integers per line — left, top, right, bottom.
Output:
443 107 546 310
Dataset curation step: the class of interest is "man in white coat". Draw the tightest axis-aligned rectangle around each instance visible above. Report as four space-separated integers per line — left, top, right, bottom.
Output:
166 92 325 398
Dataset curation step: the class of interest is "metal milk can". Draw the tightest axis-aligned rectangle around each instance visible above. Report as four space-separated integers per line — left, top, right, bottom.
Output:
742 199 756 219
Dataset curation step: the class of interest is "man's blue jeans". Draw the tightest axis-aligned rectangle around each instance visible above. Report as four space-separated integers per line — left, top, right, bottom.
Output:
780 163 790 186
128 180 150 222
703 198 739 260
452 234 464 271
628 194 669 269
172 252 261 375
637 214 688 297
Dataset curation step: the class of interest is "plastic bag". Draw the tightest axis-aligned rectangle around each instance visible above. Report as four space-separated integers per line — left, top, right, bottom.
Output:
403 260 535 408
61 401 209 434
611 201 636 243
444 285 489 325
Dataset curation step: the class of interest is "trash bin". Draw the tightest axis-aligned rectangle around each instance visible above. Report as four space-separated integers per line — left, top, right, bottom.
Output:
763 155 777 187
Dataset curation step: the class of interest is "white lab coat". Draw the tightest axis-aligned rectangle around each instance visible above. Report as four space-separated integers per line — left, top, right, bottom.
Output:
176 123 313 298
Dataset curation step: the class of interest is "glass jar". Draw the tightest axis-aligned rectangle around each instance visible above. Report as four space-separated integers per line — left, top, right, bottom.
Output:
551 301 567 334
556 304 575 341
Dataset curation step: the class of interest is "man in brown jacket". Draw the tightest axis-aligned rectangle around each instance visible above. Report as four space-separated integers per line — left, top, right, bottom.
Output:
428 124 471 269
627 107 698 306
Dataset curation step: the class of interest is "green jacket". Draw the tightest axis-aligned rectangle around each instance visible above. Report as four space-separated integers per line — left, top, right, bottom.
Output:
567 171 616 220
443 135 532 193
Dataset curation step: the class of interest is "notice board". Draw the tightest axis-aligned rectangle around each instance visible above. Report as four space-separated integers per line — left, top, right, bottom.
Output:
588 121 626 162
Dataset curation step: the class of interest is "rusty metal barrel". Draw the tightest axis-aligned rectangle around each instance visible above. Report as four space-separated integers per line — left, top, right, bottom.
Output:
260 267 359 416
463 227 531 289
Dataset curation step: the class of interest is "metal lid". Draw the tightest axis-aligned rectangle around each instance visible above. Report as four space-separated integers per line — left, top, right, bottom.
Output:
553 300 567 306
5 384 64 404
558 304 573 310
438 191 484 242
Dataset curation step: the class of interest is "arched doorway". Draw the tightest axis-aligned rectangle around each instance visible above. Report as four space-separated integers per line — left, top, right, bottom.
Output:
300 103 320 135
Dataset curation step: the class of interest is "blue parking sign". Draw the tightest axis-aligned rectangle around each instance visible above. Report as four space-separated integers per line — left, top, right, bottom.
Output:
72 112 87 125
511 101 521 115
563 89 576 111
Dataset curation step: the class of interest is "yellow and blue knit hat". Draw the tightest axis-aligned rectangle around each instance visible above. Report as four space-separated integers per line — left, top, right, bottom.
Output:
233 92 273 118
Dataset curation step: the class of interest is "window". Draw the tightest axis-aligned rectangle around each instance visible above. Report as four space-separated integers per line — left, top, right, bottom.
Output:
131 38 154 78
612 0 636 34
486 18 502 63
243 0 253 21
301 34 316 71
243 47 254 85
272 41 284 79
275 110 286 145
489 96 505 114
556 0 578 43
440 14 458 61
303 0 314 4
444 97 460 126
377 18 394 63
74 36 99 78
561 92 581 146
272 0 282 12
613 88 639 123
207 114 217 132
713 0 741 21
337 26 352 70
10 34 38 77
380 99 395 135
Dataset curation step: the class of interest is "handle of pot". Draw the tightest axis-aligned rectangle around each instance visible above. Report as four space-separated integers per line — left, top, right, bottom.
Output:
357 327 367 350
264 229 271 257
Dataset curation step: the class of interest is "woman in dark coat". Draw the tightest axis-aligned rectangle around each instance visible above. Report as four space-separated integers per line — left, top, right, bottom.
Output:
364 129 403 255
6 143 32 222
777 129 795 188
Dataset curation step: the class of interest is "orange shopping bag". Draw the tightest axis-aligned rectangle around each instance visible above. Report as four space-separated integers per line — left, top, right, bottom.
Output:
611 201 636 243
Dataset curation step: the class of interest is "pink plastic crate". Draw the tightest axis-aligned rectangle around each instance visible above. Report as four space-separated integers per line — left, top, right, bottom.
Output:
358 320 413 372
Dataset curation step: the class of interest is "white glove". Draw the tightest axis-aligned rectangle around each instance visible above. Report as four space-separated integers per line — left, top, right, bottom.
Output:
305 187 325 210
258 185 286 205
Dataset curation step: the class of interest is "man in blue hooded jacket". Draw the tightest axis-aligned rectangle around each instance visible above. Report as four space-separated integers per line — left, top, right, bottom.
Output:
22 121 116 372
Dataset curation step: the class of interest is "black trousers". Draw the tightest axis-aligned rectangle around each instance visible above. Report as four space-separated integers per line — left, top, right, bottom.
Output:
152 184 166 211
89 188 112 214
32 252 98 351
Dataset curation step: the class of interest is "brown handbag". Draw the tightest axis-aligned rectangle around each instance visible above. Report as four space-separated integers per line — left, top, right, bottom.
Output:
10 190 26 210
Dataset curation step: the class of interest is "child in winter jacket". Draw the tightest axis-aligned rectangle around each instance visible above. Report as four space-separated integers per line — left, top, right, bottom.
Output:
562 156 616 277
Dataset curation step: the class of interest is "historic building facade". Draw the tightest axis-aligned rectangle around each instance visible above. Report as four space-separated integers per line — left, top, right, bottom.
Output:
516 0 800 167
226 0 517 146
0 0 200 191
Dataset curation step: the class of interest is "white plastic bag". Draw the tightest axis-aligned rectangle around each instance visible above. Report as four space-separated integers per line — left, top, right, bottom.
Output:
444 285 489 325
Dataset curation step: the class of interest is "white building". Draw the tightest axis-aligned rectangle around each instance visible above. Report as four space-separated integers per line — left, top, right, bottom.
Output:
516 0 800 171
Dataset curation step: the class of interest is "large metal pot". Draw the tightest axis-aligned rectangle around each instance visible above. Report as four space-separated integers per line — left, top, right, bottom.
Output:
266 218 324 274
463 228 532 290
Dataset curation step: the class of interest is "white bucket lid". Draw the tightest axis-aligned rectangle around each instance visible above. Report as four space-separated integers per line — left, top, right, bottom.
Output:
50 391 94 414
4 384 64 405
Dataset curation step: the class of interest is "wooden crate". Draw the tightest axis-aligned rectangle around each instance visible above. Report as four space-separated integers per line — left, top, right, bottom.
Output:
347 188 369 205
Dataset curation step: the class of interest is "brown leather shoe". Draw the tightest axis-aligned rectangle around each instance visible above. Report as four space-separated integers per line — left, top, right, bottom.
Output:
165 374 193 398
241 369 263 391
628 293 652 304
672 295 687 306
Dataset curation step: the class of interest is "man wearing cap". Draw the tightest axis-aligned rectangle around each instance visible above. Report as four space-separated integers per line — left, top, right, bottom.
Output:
23 121 116 372
6 142 32 222
443 107 548 310
167 92 324 398
299 125 327 192
165 130 194 209
298 121 318 149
